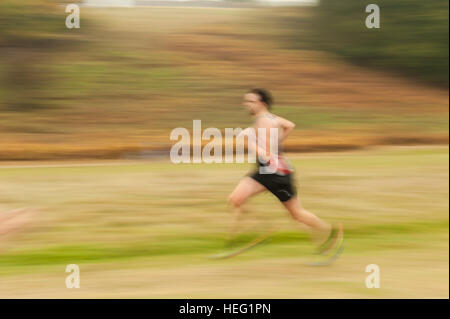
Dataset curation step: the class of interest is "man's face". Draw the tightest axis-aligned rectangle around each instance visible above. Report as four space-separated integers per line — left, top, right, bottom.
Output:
243 93 265 115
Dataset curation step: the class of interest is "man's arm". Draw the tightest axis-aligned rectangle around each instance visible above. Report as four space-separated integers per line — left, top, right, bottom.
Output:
275 115 296 142
255 116 279 161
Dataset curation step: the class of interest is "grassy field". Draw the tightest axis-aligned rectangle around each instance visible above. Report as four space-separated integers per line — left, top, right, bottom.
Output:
0 7 448 159
0 146 448 298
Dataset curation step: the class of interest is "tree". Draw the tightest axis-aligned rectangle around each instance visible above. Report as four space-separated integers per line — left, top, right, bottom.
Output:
0 0 81 110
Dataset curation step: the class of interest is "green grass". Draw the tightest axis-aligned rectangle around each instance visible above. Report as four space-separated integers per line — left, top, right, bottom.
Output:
0 146 448 297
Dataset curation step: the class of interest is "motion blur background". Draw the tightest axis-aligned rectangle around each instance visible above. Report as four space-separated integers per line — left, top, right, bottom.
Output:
0 0 448 298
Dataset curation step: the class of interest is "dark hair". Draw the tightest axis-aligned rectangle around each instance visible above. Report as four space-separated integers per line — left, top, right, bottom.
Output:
249 88 273 109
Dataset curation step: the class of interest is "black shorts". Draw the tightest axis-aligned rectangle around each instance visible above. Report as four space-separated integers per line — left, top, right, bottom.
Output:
249 170 297 202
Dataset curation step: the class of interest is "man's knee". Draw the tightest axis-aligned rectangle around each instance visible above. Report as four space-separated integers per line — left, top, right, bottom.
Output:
228 194 245 208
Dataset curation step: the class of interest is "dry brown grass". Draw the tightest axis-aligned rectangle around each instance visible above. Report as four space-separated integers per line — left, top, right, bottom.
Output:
0 8 447 160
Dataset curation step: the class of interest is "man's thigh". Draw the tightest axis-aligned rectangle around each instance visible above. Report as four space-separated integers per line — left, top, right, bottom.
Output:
229 176 267 206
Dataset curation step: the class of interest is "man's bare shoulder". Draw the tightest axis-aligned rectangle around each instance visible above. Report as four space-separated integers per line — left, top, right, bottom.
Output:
254 114 278 128
273 114 295 128
272 114 287 122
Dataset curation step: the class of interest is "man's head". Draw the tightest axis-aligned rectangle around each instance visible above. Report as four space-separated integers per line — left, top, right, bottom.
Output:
243 88 273 115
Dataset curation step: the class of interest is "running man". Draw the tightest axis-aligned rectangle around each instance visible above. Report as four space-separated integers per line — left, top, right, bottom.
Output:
228 88 343 255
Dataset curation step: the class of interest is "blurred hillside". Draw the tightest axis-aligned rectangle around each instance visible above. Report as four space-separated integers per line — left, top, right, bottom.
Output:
0 2 448 160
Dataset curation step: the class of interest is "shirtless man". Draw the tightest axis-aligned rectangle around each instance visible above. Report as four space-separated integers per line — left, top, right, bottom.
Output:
228 88 342 254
